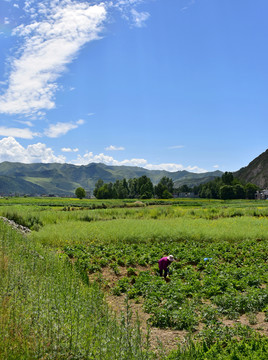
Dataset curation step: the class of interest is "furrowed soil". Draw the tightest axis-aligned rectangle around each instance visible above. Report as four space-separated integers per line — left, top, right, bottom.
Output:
89 266 189 353
89 265 268 354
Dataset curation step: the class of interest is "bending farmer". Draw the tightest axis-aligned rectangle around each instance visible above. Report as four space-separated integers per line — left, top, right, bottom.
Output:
158 255 174 279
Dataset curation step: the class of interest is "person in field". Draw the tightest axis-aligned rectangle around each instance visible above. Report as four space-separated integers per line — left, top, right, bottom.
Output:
158 255 174 279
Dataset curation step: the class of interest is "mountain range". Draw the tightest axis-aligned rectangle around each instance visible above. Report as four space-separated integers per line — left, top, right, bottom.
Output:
0 149 267 196
0 161 222 196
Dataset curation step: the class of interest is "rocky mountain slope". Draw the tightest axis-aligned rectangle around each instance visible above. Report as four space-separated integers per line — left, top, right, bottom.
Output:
234 149 268 188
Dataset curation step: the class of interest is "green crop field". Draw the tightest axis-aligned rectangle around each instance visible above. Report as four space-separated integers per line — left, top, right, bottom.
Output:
0 197 268 359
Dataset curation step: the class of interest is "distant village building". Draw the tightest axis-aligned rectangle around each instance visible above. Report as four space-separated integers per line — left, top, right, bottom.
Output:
255 190 268 200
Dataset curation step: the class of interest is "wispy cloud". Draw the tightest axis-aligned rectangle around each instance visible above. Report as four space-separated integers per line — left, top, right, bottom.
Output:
16 120 34 127
181 0 196 12
105 145 125 151
0 126 40 139
44 119 84 138
131 9 150 28
168 145 184 149
0 1 107 116
115 0 145 8
113 0 150 28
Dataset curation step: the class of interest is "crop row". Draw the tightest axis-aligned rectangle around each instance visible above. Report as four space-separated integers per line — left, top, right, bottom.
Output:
62 235 268 330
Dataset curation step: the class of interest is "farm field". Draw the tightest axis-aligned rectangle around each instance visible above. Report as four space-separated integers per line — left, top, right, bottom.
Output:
0 197 268 359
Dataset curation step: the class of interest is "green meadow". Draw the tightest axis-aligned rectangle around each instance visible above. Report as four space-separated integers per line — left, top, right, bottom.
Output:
0 197 268 359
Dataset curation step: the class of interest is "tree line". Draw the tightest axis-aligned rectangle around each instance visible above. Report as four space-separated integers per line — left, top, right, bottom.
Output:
194 172 258 200
75 172 259 200
93 176 174 199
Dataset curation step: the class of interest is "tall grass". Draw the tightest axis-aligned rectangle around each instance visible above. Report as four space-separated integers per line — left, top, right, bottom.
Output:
31 216 268 248
1 201 268 232
0 221 152 359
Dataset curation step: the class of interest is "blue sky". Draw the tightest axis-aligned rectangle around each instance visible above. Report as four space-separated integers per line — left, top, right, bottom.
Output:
0 0 267 173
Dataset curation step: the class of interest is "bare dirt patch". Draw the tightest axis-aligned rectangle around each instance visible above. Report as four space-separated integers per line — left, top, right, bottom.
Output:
89 266 191 353
106 293 188 353
223 312 268 337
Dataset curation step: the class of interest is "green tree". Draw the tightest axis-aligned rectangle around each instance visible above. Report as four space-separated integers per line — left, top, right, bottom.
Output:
158 176 174 194
93 179 104 197
137 176 154 198
199 178 222 199
162 189 173 199
222 172 234 185
95 184 109 199
178 184 191 193
245 183 258 199
128 178 138 198
113 179 129 199
233 184 245 199
154 183 166 198
220 185 235 200
75 187 86 199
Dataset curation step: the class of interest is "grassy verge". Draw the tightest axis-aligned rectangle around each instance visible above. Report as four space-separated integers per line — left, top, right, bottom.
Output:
0 221 152 360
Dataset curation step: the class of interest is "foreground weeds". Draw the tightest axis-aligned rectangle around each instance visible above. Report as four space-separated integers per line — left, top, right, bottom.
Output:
0 222 152 360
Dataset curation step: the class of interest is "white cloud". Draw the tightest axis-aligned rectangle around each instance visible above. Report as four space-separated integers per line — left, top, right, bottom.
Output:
144 163 207 173
44 119 84 138
213 165 219 169
0 1 107 116
14 4 20 9
0 137 207 173
131 9 150 27
0 126 40 139
62 147 79 152
73 151 147 167
72 151 207 173
105 145 125 151
0 137 65 163
4 17 10 25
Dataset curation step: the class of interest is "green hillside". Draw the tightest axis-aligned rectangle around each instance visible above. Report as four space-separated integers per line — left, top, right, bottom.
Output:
0 176 45 195
0 161 222 196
